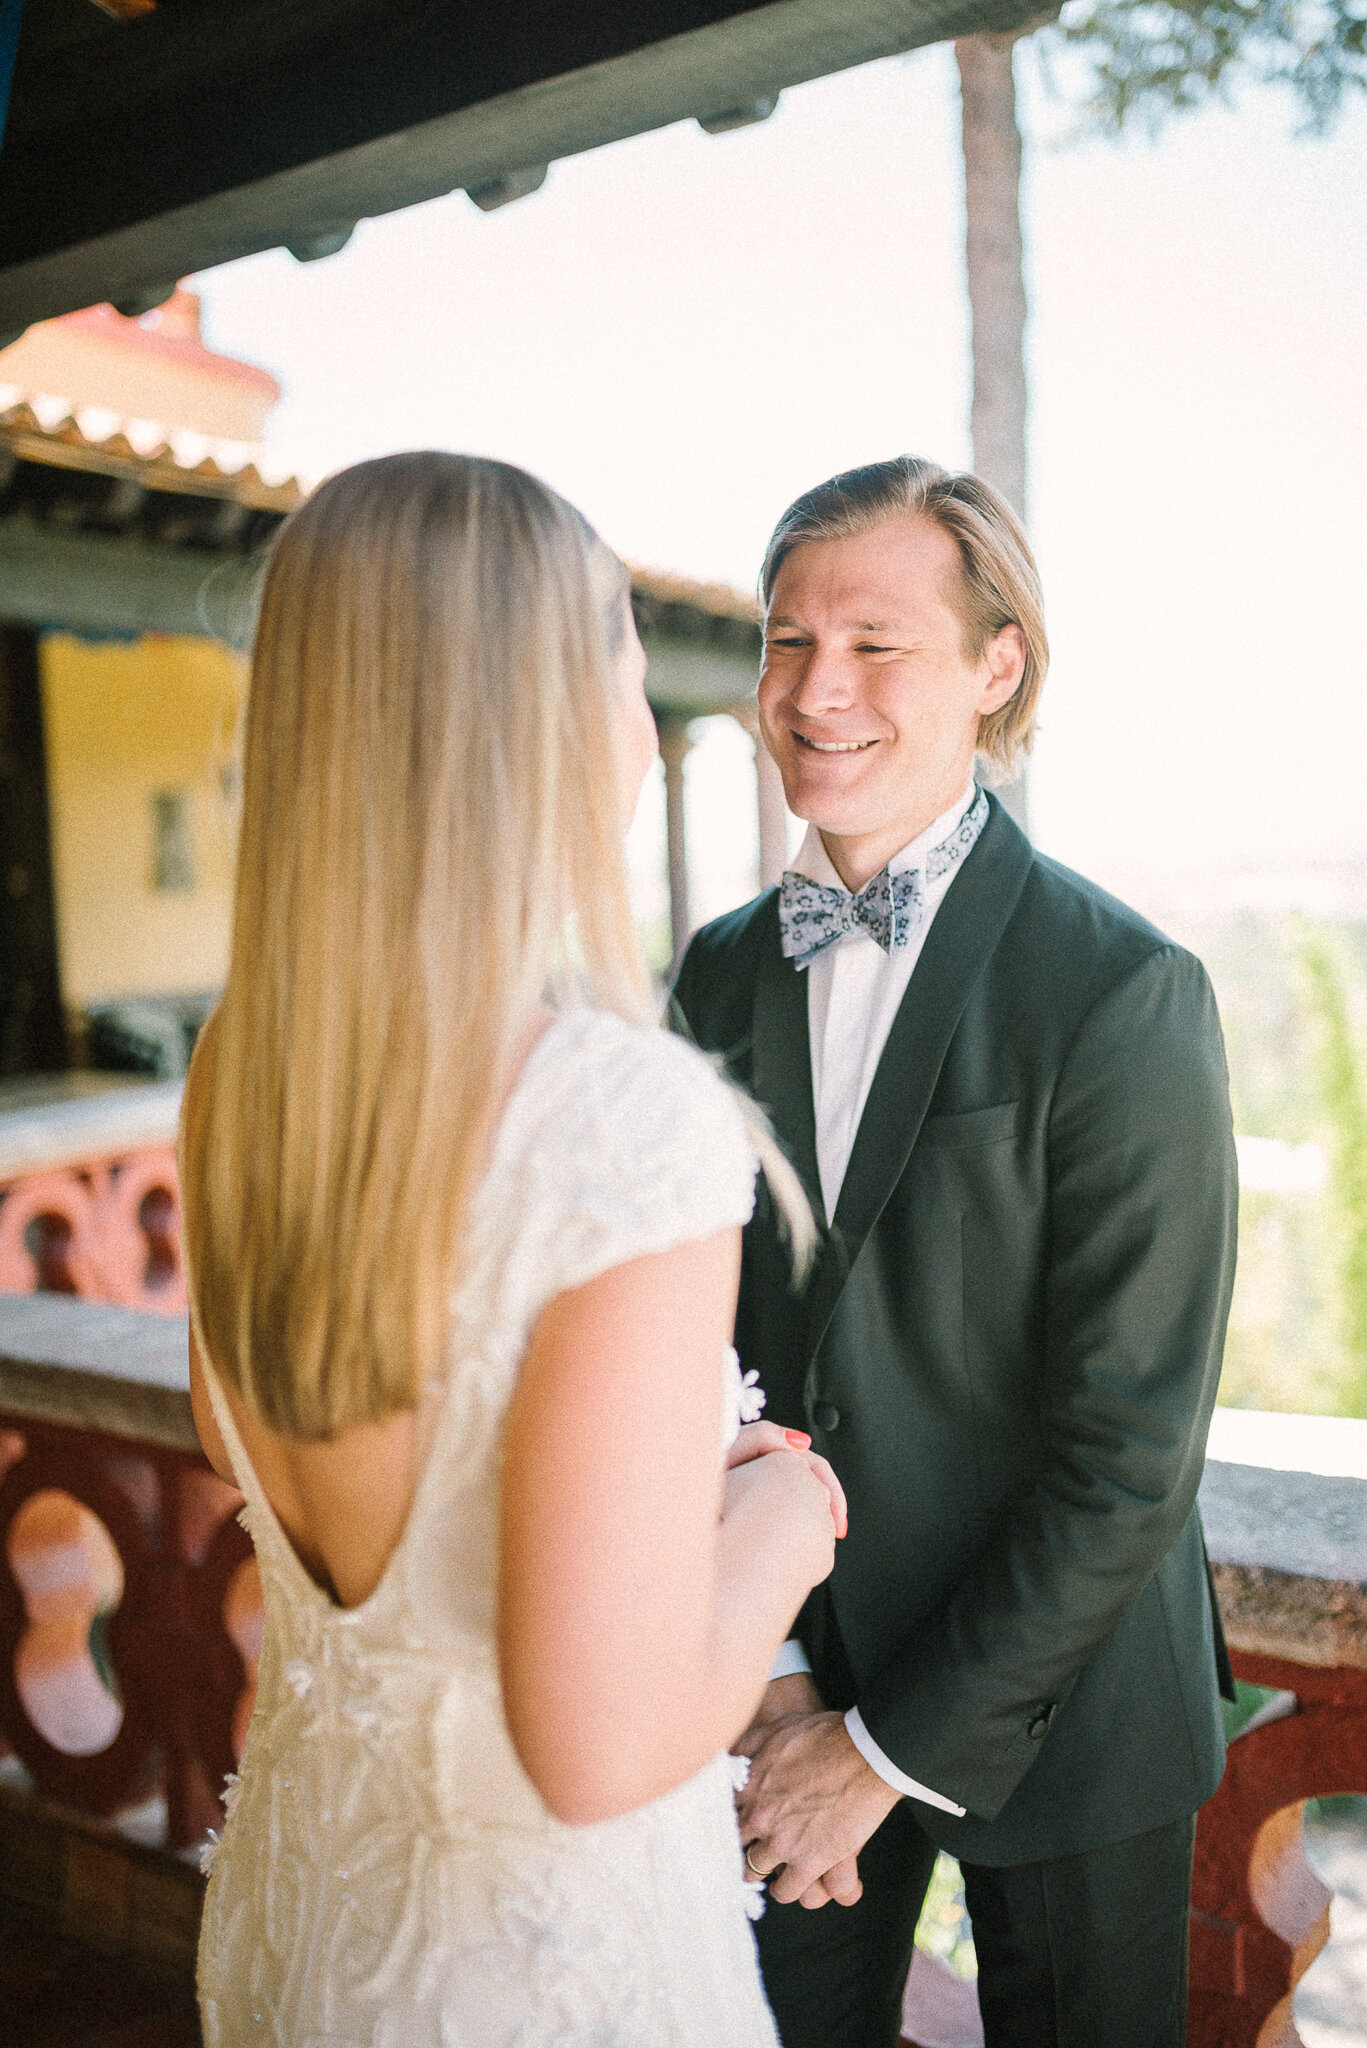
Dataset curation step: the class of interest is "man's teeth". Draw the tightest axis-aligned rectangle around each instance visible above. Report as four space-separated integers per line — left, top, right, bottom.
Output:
797 736 876 753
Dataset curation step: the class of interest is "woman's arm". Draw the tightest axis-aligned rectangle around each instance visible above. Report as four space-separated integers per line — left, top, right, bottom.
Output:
499 1225 836 1825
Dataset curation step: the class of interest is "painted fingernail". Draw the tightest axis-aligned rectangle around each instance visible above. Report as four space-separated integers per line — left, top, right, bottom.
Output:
785 1430 811 1448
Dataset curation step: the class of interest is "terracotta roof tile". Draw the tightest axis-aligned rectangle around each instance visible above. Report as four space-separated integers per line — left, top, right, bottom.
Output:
0 401 303 513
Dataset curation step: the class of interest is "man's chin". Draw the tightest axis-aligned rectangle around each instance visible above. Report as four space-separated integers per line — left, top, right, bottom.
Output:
786 804 879 841
778 766 887 839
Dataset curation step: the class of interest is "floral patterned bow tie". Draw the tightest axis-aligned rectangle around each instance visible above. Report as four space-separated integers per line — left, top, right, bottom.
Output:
779 866 923 970
778 785 989 972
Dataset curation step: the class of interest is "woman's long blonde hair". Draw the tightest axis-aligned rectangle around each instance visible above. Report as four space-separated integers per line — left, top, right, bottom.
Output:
181 452 651 1440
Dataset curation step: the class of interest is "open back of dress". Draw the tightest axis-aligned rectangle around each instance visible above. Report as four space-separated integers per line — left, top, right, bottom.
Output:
193 1009 778 2048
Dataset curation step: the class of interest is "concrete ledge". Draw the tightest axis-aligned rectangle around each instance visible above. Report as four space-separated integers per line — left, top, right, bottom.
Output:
0 1293 193 1451
1200 1410 1367 1671
1199 1460 1367 1585
0 1322 1365 1675
0 1077 182 1179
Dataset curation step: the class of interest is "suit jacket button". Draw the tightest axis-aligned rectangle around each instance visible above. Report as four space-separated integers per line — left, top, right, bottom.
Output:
1027 1711 1052 1740
814 1402 841 1432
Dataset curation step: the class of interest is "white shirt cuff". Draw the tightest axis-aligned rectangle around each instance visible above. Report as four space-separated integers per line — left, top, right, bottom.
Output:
843 1708 968 1816
767 1639 813 1682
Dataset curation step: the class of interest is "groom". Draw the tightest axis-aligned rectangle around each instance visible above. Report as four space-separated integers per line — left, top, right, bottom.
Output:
672 457 1238 2048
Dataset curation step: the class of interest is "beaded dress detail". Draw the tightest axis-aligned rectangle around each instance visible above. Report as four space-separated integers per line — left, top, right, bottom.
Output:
195 1011 778 2048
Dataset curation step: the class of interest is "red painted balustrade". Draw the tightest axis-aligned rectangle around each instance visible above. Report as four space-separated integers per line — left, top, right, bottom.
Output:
1190 1649 1367 2048
0 1150 186 1314
1188 1426 1367 2048
0 1288 1362 2047
0 1080 186 1316
0 1295 257 1851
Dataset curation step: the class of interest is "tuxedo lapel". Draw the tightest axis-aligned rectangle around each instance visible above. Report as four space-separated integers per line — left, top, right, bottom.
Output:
750 899 826 1230
804 798 1035 1356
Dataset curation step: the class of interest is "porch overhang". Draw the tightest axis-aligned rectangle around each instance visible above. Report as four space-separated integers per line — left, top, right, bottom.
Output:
0 0 1054 338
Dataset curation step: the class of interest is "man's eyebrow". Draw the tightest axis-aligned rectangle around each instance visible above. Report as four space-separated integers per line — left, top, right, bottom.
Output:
765 615 906 632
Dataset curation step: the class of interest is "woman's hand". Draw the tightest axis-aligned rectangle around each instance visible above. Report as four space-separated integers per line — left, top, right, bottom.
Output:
721 1450 839 1598
726 1422 848 1539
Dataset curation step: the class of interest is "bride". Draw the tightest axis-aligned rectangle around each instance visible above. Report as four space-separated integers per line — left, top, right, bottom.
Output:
179 451 844 2045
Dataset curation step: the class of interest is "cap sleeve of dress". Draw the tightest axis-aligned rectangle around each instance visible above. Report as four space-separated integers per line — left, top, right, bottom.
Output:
529 1012 758 1303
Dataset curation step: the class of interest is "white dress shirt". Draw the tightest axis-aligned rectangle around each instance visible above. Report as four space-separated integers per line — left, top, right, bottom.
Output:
769 778 979 1818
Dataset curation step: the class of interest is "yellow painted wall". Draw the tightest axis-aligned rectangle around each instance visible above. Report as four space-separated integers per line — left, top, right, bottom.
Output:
39 634 245 1007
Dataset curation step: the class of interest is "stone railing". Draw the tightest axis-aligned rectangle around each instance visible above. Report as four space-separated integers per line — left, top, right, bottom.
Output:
0 1285 1361 2040
1191 1409 1367 2048
0 1078 185 1314
902 1411 1367 2048
0 1292 255 1852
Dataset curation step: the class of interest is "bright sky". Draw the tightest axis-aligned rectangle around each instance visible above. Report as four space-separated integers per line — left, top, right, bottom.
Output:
192 41 1367 903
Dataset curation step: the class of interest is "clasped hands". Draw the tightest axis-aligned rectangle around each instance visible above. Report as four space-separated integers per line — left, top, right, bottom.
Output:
733 1674 899 1907
725 1425 901 1910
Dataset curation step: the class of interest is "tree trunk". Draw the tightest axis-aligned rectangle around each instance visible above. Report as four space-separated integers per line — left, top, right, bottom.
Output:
957 33 1028 518
956 32 1030 830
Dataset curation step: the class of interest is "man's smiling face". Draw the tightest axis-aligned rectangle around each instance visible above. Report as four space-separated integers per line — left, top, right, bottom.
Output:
757 513 1023 890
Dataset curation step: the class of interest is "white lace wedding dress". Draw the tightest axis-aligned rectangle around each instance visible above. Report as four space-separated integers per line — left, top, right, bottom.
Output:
195 1009 781 2048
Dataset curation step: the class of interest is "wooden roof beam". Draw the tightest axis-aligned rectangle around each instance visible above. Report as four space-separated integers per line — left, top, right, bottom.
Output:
0 0 1057 336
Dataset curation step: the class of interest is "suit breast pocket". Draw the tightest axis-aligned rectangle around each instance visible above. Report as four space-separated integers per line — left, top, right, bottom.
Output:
918 1100 1019 1150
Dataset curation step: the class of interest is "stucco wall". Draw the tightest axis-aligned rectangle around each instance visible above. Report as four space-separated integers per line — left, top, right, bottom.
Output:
39 633 244 1007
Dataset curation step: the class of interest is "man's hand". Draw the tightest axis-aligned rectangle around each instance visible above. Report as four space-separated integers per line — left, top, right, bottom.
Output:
735 1705 900 1909
733 1676 862 1908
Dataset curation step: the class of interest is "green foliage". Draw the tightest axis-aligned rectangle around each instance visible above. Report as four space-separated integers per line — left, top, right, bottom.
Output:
1183 913 1367 1418
1221 1677 1287 1741
1221 1183 1344 1411
915 1853 977 1979
1307 1792 1367 1823
1298 930 1367 1411
1054 0 1367 134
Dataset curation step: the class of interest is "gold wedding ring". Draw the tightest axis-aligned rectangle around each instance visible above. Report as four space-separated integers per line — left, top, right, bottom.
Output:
744 1844 771 1879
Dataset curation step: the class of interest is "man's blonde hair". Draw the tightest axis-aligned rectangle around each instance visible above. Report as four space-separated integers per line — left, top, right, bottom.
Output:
760 456 1048 774
180 452 651 1440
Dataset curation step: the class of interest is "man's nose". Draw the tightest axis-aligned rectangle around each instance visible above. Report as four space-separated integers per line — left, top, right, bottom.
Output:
788 643 855 715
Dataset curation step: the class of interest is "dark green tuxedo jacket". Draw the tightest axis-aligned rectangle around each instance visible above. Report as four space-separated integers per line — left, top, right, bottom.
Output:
673 796 1238 1867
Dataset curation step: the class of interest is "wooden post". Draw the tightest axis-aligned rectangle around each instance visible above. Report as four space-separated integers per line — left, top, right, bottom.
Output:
729 704 789 892
755 740 789 892
0 624 67 1075
656 713 693 977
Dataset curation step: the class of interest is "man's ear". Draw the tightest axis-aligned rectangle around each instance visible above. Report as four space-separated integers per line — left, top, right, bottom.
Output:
977 622 1026 715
